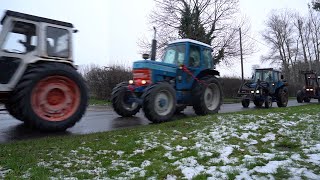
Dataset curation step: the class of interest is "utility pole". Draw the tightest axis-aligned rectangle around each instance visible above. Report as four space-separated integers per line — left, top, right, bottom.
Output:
239 27 244 82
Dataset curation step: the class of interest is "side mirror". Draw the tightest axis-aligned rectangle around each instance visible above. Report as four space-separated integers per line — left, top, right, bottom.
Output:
281 75 284 79
142 53 150 60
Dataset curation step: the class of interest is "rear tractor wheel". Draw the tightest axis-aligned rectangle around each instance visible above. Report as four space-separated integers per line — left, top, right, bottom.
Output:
142 82 176 123
192 76 222 115
8 62 88 131
111 82 141 117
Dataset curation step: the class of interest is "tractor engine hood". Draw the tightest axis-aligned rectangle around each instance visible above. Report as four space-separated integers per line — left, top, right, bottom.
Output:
133 60 177 76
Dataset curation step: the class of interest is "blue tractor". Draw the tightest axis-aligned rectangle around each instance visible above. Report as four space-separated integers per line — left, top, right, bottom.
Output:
111 38 223 123
237 68 289 108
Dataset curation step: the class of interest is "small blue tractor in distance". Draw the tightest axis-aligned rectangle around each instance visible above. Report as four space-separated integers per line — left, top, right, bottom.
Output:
297 71 320 103
111 36 223 123
237 68 288 108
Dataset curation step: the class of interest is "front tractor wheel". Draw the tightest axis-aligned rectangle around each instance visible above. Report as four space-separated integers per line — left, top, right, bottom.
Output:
192 76 222 115
142 82 176 123
265 96 272 108
296 90 304 103
111 82 141 117
9 63 88 132
241 98 250 108
277 87 289 107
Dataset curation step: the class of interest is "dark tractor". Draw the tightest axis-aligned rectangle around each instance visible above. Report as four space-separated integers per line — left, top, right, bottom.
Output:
111 37 223 123
296 71 320 103
0 10 88 131
237 68 288 108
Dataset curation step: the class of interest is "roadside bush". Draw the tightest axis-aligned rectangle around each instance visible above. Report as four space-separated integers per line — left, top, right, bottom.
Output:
80 64 300 101
81 65 132 100
220 77 243 99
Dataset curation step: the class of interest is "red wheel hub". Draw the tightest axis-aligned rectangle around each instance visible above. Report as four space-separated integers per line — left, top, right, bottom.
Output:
31 76 80 122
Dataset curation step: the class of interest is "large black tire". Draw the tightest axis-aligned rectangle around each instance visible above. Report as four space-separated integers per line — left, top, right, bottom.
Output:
241 99 250 108
265 96 272 108
253 99 263 107
8 62 88 132
4 102 23 121
192 76 223 115
296 90 303 103
277 87 289 107
111 82 141 117
303 97 311 103
142 82 176 123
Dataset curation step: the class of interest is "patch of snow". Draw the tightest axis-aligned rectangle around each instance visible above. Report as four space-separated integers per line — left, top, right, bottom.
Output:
173 156 205 179
261 133 276 142
116 151 124 156
164 152 176 160
307 154 320 165
166 174 177 180
253 160 290 173
133 149 145 154
182 137 188 140
176 145 187 152
141 160 151 168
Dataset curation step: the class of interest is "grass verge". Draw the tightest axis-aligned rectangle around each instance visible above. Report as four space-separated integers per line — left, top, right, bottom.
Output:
0 104 320 179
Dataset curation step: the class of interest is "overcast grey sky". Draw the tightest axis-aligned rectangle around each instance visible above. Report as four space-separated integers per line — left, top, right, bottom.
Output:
0 0 311 77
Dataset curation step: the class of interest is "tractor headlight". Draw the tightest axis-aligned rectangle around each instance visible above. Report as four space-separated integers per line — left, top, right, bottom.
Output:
306 89 310 91
256 90 260 93
129 80 134 84
141 80 147 85
251 90 254 94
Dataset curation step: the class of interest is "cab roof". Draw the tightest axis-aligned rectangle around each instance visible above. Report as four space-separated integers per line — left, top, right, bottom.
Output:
1 10 73 28
255 68 281 72
168 39 212 49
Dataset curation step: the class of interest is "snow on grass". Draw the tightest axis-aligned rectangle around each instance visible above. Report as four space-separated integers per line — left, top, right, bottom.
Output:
2 107 320 179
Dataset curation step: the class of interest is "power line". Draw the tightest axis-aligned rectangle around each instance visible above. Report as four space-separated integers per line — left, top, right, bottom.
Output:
242 33 272 49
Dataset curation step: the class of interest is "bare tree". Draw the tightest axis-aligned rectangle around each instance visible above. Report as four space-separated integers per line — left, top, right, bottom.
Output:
261 10 298 82
139 0 254 65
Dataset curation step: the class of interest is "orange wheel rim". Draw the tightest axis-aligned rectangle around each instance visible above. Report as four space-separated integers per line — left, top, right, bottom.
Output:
31 76 81 122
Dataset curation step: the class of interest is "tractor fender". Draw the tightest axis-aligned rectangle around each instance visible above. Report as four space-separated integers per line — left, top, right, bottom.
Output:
30 59 77 69
196 69 220 79
195 69 222 85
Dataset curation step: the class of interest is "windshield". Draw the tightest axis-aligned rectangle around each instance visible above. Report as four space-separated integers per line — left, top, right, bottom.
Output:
306 74 317 86
162 44 185 65
253 70 273 82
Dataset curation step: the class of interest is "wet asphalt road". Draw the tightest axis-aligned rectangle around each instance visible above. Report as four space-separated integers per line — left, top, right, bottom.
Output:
0 99 312 144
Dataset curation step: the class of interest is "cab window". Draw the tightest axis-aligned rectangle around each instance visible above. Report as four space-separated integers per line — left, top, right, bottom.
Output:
46 26 69 58
2 21 36 54
189 45 200 67
162 44 185 65
203 48 213 68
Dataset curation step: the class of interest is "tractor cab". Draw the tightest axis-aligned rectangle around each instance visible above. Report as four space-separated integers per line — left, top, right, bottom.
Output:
0 10 76 91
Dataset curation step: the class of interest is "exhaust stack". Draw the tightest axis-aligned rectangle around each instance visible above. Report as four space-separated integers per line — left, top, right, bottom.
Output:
151 27 157 61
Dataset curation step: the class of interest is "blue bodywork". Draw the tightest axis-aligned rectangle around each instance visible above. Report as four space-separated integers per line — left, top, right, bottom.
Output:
131 41 219 105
